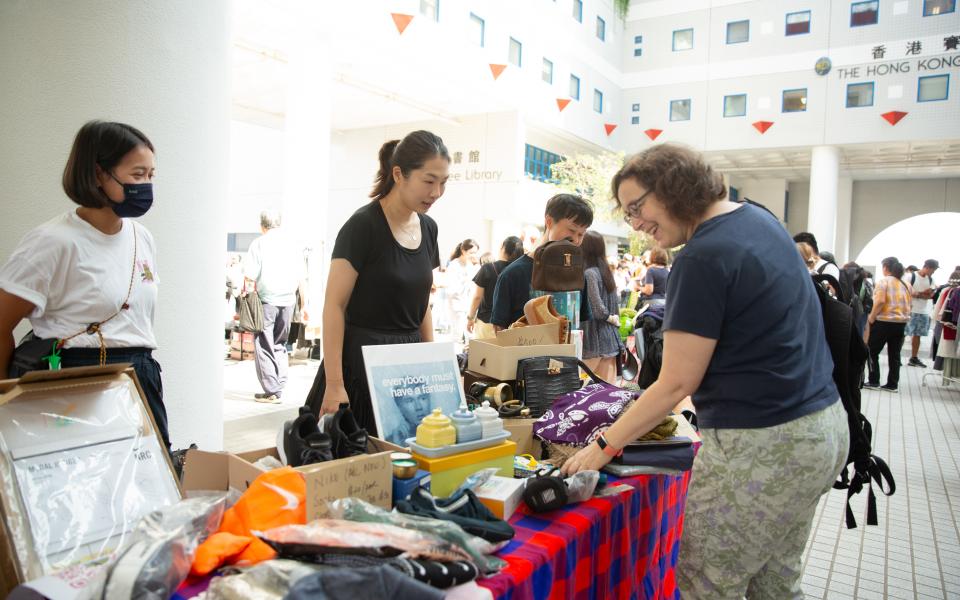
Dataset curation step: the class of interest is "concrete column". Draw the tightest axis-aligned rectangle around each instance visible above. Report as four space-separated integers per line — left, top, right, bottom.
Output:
0 0 231 450
808 146 840 254
834 177 853 264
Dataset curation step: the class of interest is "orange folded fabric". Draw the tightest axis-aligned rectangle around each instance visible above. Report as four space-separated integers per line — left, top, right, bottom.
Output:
190 466 306 576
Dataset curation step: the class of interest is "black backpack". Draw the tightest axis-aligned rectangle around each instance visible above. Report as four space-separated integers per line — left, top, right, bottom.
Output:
817 262 861 314
812 273 896 528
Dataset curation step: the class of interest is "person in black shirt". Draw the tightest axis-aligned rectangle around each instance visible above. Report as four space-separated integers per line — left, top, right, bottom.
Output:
467 236 523 339
489 194 594 329
305 131 450 434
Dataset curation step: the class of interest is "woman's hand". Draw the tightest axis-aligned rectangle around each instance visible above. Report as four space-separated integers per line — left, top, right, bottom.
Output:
606 315 620 327
321 381 349 415
466 317 475 333
560 442 613 476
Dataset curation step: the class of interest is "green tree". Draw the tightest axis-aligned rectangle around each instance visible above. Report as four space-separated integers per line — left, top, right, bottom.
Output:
550 151 624 222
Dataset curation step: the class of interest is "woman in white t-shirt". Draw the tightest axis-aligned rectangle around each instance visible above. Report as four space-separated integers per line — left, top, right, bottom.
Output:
0 121 170 449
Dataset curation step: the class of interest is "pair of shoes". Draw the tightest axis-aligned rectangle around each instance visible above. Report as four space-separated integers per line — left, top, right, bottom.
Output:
880 384 899 393
255 392 282 403
278 407 333 467
862 382 880 389
320 404 369 459
396 487 515 543
908 357 928 368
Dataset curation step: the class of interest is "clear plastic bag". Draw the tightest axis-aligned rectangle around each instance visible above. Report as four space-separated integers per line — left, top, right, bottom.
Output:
0 374 181 582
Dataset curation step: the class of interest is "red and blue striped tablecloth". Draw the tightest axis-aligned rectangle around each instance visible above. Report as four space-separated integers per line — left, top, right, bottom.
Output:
477 470 692 600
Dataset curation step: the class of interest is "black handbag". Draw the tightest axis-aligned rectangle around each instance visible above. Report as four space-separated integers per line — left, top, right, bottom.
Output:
8 332 60 379
238 291 264 333
516 356 600 417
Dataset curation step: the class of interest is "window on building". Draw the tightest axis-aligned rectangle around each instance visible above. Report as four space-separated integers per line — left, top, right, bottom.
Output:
524 144 562 182
723 94 747 117
631 116 640 125
846 82 874 107
469 13 484 46
573 0 583 22
509 37 522 67
670 99 691 121
785 10 811 35
594 89 603 113
726 20 749 44
597 16 606 41
672 28 694 51
924 0 956 15
634 48 643 56
918 74 950 101
850 1 879 26
634 35 643 43
782 88 808 112
420 0 439 22
542 58 554 84
631 103 640 112
570 74 580 100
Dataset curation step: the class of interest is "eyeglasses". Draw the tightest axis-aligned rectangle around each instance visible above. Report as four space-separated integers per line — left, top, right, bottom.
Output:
621 189 652 224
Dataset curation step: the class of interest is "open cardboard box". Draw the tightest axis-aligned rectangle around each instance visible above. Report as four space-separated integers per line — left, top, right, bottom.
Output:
181 437 406 521
0 365 179 596
468 334 576 380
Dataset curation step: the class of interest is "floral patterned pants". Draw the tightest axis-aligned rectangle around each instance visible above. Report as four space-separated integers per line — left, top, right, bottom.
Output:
676 401 848 600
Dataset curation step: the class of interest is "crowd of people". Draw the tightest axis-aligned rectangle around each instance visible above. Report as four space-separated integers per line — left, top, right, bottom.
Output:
1 121 952 600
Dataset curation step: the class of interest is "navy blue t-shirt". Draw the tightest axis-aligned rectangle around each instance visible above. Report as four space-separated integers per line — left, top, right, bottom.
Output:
663 203 838 429
644 266 668 300
490 255 534 328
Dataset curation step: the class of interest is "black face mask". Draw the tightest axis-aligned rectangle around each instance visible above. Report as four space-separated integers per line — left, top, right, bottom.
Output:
106 172 153 218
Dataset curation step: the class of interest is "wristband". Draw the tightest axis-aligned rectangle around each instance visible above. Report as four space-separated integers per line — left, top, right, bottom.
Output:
596 431 623 457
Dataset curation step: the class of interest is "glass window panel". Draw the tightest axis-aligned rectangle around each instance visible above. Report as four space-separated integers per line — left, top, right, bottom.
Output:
634 48 643 57
634 35 643 43
420 0 439 21
593 89 603 113
670 99 691 121
573 0 583 21
631 116 640 125
726 20 749 44
673 28 694 51
786 11 811 35
918 75 949 101
469 13 484 46
782 89 808 112
509 37 522 67
570 74 580 99
846 82 874 107
723 94 747 117
850 1 879 26
923 0 955 15
596 17 606 40
542 58 553 84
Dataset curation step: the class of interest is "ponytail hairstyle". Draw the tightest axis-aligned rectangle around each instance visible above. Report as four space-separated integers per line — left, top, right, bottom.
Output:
370 130 450 201
450 238 479 262
501 235 524 263
581 231 617 293
881 256 905 279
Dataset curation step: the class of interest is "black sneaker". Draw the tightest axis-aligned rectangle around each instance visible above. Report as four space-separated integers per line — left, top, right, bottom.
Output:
397 487 515 543
880 384 899 393
278 407 333 467
908 357 927 368
862 382 880 389
325 404 368 459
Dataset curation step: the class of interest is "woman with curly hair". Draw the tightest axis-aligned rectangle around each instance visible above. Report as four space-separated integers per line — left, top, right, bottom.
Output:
562 144 848 600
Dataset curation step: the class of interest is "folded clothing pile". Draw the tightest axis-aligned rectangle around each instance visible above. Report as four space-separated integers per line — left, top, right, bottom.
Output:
395 487 515 544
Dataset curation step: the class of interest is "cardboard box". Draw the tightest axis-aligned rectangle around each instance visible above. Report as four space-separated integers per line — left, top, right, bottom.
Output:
0 365 179 595
502 418 541 459
230 331 255 345
494 323 563 347
474 475 526 520
468 338 576 381
228 349 253 361
181 437 405 521
229 340 255 352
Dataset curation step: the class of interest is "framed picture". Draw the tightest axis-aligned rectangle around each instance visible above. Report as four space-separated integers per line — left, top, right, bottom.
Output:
362 341 466 446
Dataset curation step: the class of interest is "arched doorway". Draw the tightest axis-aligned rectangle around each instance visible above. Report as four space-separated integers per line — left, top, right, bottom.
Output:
855 212 960 275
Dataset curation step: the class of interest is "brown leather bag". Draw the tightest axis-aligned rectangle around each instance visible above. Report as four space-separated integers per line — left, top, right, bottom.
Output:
531 241 584 292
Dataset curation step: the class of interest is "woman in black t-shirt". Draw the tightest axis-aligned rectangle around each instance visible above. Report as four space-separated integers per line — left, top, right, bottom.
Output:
305 131 450 434
467 236 523 339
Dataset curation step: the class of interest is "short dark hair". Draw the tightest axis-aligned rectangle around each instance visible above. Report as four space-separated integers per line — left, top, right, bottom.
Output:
792 232 819 254
370 130 450 201
649 247 669 266
611 144 726 225
62 120 154 208
501 236 524 263
882 256 905 279
924 259 939 270
544 193 593 227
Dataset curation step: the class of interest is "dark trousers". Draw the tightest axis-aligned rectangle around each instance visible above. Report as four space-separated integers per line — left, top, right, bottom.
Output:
60 347 170 450
254 303 293 397
867 320 906 388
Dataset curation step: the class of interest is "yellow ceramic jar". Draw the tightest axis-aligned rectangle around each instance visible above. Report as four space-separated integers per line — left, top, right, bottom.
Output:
415 408 457 448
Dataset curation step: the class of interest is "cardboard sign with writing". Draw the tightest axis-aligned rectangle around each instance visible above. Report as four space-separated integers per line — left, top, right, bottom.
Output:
495 323 561 347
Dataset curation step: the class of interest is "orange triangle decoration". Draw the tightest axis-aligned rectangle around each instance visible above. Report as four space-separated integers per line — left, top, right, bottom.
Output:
752 120 774 134
489 64 507 80
556 98 571 112
391 13 413 34
604 123 617 136
881 111 907 125
644 129 662 141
